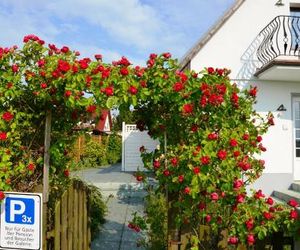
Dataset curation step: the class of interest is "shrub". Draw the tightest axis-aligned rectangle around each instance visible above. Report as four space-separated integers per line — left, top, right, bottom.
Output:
106 133 122 164
87 183 107 240
76 138 108 169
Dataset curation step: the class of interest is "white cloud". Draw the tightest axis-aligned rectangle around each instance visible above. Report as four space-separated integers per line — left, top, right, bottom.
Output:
0 0 234 61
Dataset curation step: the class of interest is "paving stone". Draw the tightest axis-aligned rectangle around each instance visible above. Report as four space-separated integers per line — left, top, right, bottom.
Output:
91 240 120 250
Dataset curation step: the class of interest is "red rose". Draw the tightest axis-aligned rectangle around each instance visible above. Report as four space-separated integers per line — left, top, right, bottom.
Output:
12 64 19 73
2 112 14 122
27 163 35 171
236 194 245 203
256 136 263 142
288 199 299 207
182 103 193 114
153 160 160 169
230 139 238 147
40 83 47 89
208 132 218 140
0 191 5 200
201 156 210 165
170 157 178 166
233 151 240 157
128 86 138 95
64 90 72 98
163 169 170 176
86 105 97 113
173 82 184 92
184 187 190 195
217 150 227 160
136 175 143 182
63 169 70 177
249 86 257 97
245 218 254 230
57 59 71 73
120 68 129 76
190 124 198 132
95 54 102 61
193 167 200 174
162 52 171 59
258 143 267 152
231 92 239 105
139 146 145 153
268 117 275 126
266 197 274 205
228 236 238 245
254 190 265 199
0 132 7 141
263 212 273 220
247 234 255 246
290 209 298 219
207 67 214 74
140 81 147 88
61 46 69 53
38 59 46 68
6 83 13 89
178 175 184 183
216 68 224 76
233 179 243 189
211 192 219 201
242 134 250 140
105 86 114 96
205 214 211 223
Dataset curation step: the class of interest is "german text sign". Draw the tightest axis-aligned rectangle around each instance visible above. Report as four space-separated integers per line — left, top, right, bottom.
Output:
0 192 42 250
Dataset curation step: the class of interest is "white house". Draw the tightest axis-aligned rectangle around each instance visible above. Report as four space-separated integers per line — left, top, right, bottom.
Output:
180 0 300 198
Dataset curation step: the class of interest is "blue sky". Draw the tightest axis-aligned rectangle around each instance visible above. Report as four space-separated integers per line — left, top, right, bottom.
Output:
0 0 234 65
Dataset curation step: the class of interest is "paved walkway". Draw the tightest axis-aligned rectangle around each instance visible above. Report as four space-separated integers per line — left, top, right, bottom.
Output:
73 163 146 250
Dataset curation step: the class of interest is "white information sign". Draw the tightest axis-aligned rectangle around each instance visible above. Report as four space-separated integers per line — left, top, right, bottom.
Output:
0 192 42 250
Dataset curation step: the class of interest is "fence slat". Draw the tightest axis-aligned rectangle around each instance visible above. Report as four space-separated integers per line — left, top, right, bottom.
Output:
78 188 83 249
61 192 68 250
54 201 61 250
83 190 88 250
73 185 79 250
67 184 74 250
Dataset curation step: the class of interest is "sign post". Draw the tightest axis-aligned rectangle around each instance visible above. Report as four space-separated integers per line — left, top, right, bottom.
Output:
0 192 42 250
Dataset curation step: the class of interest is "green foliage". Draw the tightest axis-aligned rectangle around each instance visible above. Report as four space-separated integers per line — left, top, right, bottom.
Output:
144 189 167 250
112 108 138 131
106 133 122 164
73 133 121 169
128 187 167 250
77 139 108 169
87 183 107 240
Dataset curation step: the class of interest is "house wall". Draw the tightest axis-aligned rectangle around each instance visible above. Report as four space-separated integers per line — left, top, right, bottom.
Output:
189 0 300 194
191 0 300 78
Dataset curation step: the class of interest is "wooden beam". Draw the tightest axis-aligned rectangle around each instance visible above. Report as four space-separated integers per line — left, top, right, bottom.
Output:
43 110 52 203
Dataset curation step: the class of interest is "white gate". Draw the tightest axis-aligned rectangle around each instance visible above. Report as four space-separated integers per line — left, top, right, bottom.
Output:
122 122 158 172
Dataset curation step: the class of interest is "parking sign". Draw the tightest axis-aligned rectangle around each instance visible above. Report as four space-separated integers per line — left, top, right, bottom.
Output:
0 193 42 250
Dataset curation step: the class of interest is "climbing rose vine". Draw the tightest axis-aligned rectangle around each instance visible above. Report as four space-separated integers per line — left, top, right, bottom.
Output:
0 35 299 248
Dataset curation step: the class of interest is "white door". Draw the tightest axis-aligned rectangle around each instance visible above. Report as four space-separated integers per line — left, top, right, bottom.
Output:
293 97 300 180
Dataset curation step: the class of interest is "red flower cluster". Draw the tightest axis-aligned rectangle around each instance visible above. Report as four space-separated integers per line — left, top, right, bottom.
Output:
2 112 14 122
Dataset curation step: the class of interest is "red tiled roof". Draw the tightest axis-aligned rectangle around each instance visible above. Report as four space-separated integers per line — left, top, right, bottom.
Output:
95 109 112 132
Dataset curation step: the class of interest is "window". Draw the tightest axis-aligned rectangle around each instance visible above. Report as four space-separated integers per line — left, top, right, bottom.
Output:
290 7 300 50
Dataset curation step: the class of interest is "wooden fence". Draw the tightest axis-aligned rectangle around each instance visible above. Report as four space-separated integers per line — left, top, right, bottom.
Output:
47 180 91 250
73 135 103 162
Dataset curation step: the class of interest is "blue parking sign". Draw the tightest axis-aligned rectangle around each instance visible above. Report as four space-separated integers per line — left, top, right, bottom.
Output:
5 197 35 225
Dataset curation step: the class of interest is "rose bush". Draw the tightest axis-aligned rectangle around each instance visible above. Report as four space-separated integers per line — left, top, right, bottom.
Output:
0 35 299 248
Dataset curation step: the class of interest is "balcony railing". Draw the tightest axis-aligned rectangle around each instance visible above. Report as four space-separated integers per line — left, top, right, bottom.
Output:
257 15 300 66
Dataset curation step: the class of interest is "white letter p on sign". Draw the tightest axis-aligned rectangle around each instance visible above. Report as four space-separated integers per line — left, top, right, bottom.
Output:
10 200 25 222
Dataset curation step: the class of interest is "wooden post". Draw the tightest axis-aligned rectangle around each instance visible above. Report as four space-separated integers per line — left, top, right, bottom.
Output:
43 110 52 203
165 132 180 250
